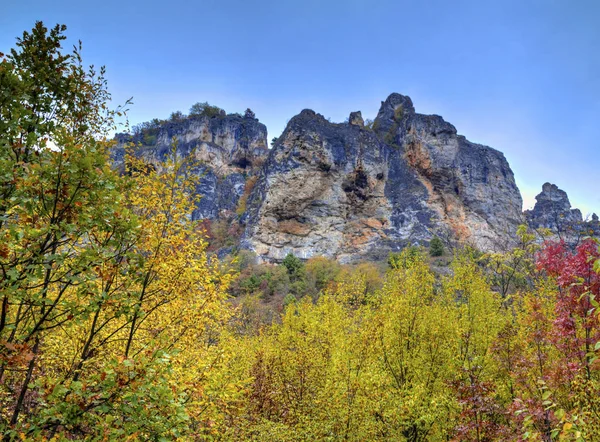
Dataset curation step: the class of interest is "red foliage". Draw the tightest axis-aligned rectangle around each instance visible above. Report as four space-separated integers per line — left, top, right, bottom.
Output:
536 239 600 374
450 367 512 441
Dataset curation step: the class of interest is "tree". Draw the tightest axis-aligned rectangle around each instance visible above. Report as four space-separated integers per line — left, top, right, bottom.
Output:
282 253 304 278
373 250 457 439
0 23 231 439
169 110 186 121
189 101 225 118
429 236 444 257
388 246 425 270
244 108 256 119
480 224 539 298
0 21 134 432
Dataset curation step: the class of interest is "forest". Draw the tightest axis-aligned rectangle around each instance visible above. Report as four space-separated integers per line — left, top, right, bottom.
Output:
1 22 599 441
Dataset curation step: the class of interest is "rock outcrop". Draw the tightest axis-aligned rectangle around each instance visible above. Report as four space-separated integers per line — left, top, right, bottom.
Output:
114 113 268 220
525 183 583 231
113 93 541 262
525 183 598 240
242 94 524 262
374 94 524 249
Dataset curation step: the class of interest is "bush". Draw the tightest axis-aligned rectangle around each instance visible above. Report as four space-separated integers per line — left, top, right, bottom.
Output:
235 250 258 271
236 176 258 216
305 257 342 293
143 133 157 145
189 101 225 118
282 253 304 278
282 293 297 309
132 118 165 145
429 236 445 257
388 246 426 270
393 105 404 121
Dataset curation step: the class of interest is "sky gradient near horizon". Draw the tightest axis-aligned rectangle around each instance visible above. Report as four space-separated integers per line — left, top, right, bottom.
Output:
3 0 599 215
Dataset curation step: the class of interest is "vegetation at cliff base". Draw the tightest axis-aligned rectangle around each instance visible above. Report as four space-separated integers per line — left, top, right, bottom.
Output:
1 22 600 442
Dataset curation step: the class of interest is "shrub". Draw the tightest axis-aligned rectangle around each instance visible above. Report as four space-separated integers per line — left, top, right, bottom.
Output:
236 176 258 216
393 105 404 121
143 133 157 145
282 293 297 309
305 257 342 293
282 253 304 278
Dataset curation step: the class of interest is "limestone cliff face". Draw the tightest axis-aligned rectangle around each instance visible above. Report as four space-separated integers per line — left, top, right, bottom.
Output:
114 114 268 220
525 183 598 240
374 94 524 250
242 94 524 262
525 183 583 230
114 94 532 262
241 108 433 262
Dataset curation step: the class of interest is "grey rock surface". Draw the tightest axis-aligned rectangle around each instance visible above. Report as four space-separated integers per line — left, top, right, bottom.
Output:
114 113 268 220
112 93 570 262
525 183 583 230
243 93 525 262
523 183 599 242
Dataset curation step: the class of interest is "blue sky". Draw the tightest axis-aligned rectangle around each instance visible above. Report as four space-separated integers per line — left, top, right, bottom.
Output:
3 0 599 214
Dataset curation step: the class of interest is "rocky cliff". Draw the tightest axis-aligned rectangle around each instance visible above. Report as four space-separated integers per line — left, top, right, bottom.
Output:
116 93 596 263
241 94 524 262
525 183 598 240
114 113 268 220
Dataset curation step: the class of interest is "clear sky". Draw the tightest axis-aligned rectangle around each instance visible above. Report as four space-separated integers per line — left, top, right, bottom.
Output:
3 0 599 215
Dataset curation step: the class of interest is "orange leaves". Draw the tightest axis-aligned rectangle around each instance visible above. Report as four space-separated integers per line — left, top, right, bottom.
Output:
0 340 35 368
0 244 9 259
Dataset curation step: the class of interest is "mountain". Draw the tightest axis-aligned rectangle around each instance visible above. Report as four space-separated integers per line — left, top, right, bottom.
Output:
113 93 591 262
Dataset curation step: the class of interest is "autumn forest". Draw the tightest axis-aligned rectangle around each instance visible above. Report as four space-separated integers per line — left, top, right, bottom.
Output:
1 23 599 442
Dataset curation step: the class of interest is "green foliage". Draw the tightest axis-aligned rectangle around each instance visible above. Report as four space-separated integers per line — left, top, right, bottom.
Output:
282 253 305 278
169 110 186 121
305 256 342 294
6 21 600 442
0 23 231 440
383 105 405 148
132 118 164 145
479 224 538 297
393 104 404 121
429 236 445 256
387 246 425 269
143 133 157 145
224 247 515 440
282 293 297 309
189 101 225 118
